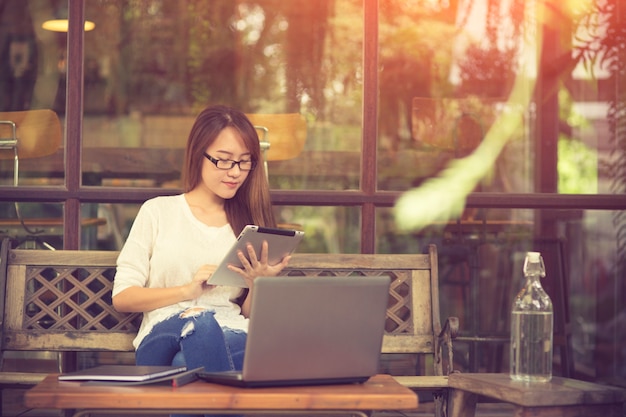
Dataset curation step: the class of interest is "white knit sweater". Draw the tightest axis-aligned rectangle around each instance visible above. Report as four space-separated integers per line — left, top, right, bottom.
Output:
113 194 248 349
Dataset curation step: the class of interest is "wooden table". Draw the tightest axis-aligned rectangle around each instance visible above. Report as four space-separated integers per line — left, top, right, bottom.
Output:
24 373 418 417
447 373 626 417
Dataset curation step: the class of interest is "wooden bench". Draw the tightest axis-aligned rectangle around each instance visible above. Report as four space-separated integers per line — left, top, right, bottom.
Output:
0 239 458 416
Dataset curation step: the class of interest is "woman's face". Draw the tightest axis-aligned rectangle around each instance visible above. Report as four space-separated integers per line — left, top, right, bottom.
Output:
199 126 252 201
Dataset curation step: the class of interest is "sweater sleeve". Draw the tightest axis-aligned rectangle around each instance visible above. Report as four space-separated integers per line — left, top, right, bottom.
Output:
113 201 157 297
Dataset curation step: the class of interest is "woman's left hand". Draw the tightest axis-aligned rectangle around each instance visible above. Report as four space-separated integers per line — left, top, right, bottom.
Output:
228 240 291 287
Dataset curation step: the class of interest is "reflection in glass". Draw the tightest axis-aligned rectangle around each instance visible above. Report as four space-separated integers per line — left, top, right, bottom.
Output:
87 203 140 251
89 202 359 254
275 205 360 253
0 1 66 186
378 3 531 193
82 1 364 190
377 206 624 381
377 1 619 199
0 202 64 249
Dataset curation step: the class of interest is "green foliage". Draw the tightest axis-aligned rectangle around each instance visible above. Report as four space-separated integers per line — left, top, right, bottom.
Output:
557 136 598 194
557 86 597 194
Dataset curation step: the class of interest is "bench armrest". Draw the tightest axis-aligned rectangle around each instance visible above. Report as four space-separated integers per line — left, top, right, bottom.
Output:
436 316 459 376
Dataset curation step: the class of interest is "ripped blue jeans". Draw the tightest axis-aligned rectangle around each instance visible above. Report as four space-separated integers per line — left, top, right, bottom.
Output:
136 309 246 373
136 310 246 417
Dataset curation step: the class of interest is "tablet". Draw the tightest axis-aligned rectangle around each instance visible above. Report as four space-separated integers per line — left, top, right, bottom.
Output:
208 225 305 287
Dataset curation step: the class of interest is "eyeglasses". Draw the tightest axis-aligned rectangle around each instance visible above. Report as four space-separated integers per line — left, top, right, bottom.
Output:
203 153 256 171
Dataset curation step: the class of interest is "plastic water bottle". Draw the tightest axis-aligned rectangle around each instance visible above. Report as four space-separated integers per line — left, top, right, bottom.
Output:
510 251 553 382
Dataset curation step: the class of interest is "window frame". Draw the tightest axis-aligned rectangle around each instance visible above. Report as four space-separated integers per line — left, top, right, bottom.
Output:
7 0 626 251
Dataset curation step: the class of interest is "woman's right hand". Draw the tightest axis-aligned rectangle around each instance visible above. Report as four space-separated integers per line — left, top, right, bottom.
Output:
113 264 218 313
186 264 217 300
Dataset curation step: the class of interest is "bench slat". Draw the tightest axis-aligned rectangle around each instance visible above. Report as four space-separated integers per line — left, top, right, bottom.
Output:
394 375 449 389
0 372 47 386
8 249 118 266
3 331 135 351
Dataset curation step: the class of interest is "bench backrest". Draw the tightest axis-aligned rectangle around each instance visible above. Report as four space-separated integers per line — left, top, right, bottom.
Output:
0 241 442 374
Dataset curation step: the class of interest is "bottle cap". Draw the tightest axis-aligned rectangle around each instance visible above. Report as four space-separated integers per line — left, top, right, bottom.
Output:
525 251 546 278
527 251 541 261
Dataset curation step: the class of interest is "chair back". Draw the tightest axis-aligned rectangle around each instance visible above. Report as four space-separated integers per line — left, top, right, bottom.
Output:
0 110 62 160
0 109 62 186
246 113 307 161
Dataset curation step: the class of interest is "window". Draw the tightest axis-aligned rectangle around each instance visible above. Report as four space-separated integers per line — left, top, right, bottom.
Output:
1 0 624 384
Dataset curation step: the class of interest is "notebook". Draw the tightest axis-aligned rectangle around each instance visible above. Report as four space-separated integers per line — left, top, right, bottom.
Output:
208 225 305 288
58 365 187 382
83 367 203 387
197 275 391 387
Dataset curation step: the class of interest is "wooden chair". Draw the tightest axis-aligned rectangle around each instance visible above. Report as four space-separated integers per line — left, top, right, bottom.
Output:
246 113 307 178
0 110 62 186
0 110 63 249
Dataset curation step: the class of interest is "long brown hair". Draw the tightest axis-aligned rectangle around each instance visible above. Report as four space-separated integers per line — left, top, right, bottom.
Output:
181 105 276 234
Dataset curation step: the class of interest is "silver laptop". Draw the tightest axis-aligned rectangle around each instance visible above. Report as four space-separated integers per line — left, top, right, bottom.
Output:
197 275 391 387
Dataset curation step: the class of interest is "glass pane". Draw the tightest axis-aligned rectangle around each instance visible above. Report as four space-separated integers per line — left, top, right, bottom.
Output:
275 205 360 253
377 2 622 197
0 1 66 187
81 203 112 250
93 203 360 253
377 207 625 382
82 0 363 190
87 202 141 250
0 201 64 249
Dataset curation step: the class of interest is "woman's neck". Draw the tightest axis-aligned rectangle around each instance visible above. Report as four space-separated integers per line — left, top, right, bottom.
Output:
184 190 228 227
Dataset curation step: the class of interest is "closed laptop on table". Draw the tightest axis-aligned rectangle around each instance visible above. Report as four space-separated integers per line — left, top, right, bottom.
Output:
197 275 391 387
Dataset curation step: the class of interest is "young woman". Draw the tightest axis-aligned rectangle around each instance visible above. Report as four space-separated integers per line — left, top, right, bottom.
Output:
112 105 290 375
